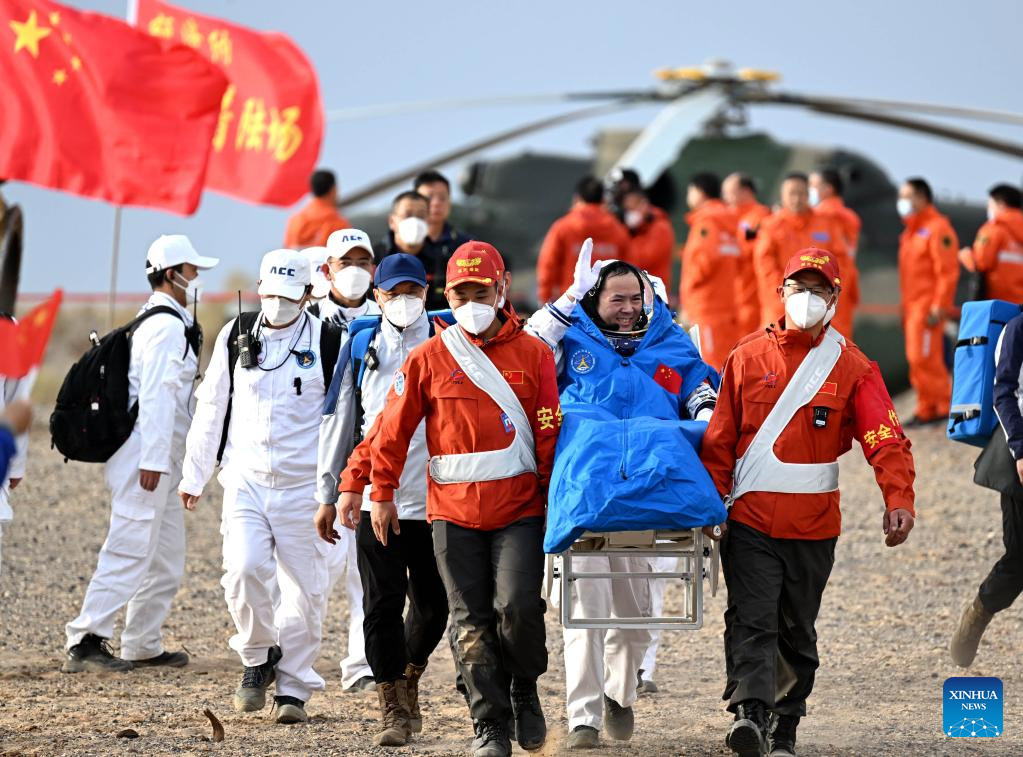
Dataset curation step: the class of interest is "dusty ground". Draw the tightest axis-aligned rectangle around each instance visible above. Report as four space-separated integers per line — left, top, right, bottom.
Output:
1 395 1021 756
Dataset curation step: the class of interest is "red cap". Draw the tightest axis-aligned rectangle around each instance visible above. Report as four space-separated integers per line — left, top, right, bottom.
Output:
445 241 506 290
782 248 841 288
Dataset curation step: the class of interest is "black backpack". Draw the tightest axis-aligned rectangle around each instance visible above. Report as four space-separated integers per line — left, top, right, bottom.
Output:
49 306 192 463
216 312 343 462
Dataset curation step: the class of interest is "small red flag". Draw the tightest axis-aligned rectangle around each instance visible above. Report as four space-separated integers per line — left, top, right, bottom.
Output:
135 0 324 207
502 370 524 385
0 0 228 214
0 290 62 377
653 363 682 394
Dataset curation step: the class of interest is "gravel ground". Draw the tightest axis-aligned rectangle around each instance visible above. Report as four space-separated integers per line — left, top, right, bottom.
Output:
1 395 1021 756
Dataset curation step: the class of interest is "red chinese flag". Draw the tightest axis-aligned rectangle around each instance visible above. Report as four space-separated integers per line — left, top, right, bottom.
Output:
653 363 682 394
0 0 228 214
135 0 323 207
0 289 62 377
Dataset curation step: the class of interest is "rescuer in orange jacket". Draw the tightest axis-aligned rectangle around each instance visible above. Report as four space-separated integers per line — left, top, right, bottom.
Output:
536 176 631 303
810 168 861 338
959 183 1023 303
753 173 850 330
700 249 916 757
723 173 771 337
367 242 560 755
680 172 742 370
621 187 675 290
896 177 960 426
284 169 351 248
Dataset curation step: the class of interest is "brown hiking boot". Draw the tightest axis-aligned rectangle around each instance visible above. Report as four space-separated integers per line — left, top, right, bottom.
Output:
951 595 994 667
376 680 412 746
404 661 427 733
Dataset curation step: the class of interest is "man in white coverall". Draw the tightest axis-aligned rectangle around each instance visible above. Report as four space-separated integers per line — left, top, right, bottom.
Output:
304 232 377 691
179 249 336 724
0 369 30 577
527 241 718 749
65 235 217 673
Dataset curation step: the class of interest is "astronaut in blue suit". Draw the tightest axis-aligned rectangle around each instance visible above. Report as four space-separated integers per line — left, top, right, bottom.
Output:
526 240 724 749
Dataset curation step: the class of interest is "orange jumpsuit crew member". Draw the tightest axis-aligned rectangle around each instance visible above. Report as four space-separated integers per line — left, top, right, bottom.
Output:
896 177 960 426
723 173 771 337
621 187 675 290
959 183 1023 304
367 242 561 757
753 173 848 329
701 249 916 757
537 175 631 303
680 172 742 370
284 169 351 248
810 168 861 338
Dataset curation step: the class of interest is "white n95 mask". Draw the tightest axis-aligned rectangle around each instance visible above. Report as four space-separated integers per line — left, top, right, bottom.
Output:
397 216 429 247
262 297 302 326
333 266 372 300
808 187 820 207
785 291 829 329
896 198 913 218
172 271 203 305
382 294 425 328
453 302 497 335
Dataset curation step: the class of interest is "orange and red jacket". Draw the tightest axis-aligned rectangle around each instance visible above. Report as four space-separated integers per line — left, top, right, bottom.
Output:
967 208 1023 303
283 197 351 248
366 310 562 531
627 206 675 289
680 200 741 318
753 209 849 326
735 201 771 334
700 320 916 540
816 196 861 252
536 203 631 302
898 205 960 314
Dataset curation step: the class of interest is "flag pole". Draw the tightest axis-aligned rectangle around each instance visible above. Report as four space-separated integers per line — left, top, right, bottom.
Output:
107 206 122 330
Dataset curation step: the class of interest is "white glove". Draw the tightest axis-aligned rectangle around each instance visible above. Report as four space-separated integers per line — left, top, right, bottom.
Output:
565 238 599 301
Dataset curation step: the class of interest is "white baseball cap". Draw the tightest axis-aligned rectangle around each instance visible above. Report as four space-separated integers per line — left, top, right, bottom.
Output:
145 234 219 273
326 228 374 259
258 248 311 300
302 246 331 299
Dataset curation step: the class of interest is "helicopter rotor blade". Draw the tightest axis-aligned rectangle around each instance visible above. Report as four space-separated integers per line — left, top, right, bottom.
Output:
609 84 728 183
339 99 648 207
768 92 1023 127
326 90 663 123
750 92 1023 159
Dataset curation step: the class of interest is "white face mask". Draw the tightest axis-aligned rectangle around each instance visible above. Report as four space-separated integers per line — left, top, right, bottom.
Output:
382 294 425 328
397 216 429 247
624 209 645 229
785 290 830 329
172 271 203 305
262 296 302 326
333 266 372 300
808 187 820 207
896 198 913 218
453 301 497 335
987 205 997 222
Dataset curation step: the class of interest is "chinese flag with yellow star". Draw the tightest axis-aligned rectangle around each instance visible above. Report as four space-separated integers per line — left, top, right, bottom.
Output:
135 0 323 207
0 0 227 214
0 289 61 377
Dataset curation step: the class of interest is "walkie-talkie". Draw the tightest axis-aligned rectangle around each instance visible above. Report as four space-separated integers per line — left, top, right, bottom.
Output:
236 290 260 368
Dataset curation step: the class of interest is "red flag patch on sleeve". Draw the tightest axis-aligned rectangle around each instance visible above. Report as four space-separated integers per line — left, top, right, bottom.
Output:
653 364 683 394
502 370 524 385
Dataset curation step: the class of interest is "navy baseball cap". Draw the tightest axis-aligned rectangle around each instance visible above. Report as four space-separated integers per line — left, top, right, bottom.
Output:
375 253 427 291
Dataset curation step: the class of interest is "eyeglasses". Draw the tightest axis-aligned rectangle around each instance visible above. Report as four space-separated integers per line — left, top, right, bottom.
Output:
781 283 833 298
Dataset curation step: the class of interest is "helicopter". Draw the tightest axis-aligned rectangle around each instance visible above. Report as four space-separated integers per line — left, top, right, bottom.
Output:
334 61 1023 389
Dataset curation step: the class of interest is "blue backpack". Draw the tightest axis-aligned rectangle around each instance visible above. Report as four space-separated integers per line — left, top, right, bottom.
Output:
343 310 454 444
948 300 1023 446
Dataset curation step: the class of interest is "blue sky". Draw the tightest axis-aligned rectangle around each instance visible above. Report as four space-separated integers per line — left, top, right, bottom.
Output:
6 0 1023 294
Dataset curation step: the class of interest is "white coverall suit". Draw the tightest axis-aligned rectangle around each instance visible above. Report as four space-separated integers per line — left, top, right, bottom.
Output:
66 293 196 660
0 376 29 577
181 311 330 703
308 297 378 687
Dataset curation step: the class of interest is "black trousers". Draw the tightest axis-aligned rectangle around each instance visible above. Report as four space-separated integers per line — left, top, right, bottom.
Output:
356 518 449 683
979 492 1023 614
433 516 547 722
721 521 837 718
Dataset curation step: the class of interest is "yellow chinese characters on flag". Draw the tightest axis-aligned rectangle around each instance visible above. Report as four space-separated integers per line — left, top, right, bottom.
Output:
135 0 323 207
